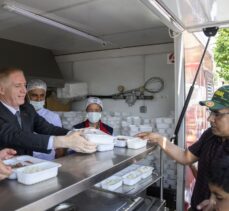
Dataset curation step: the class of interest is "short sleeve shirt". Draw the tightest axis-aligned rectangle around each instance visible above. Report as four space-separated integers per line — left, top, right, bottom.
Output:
188 128 229 210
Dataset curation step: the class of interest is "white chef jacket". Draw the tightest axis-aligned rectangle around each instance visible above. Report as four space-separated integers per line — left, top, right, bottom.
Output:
33 108 62 160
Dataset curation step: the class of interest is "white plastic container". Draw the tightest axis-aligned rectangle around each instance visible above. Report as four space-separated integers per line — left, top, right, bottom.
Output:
84 133 115 151
101 176 122 191
73 128 107 135
139 125 153 132
158 129 166 134
129 125 139 132
155 118 164 124
163 118 174 124
16 161 61 185
97 143 114 151
136 165 154 179
122 171 142 185
57 82 88 98
166 128 173 135
127 138 147 149
84 134 114 145
3 155 45 179
114 139 127 147
129 131 138 137
156 123 170 129
143 119 150 124
114 136 133 147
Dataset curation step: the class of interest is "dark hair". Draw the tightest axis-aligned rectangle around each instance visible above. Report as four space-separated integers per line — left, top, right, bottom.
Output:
0 67 23 82
208 156 229 193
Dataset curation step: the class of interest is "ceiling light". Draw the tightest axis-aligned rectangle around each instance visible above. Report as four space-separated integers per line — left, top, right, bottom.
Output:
2 3 107 45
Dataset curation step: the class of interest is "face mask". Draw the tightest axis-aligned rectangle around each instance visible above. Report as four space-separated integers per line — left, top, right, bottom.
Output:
30 100 45 111
87 112 102 123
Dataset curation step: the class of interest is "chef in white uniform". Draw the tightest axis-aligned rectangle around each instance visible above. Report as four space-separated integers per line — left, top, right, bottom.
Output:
27 79 63 160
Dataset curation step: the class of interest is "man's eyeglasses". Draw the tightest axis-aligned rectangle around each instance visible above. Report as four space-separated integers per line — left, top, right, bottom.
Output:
206 109 229 118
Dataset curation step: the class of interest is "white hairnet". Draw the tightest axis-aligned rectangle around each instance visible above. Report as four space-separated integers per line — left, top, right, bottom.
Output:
27 79 47 92
86 97 103 110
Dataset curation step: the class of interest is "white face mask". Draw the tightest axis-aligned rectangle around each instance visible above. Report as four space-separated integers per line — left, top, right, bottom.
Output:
87 112 102 123
30 100 45 111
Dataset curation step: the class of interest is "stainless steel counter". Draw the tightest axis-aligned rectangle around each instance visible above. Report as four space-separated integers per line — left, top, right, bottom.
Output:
0 144 157 211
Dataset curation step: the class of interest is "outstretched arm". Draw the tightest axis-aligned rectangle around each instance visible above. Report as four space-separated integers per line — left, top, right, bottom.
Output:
137 132 198 165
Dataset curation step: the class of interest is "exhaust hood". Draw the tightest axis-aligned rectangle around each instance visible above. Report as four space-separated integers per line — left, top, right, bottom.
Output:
0 38 64 88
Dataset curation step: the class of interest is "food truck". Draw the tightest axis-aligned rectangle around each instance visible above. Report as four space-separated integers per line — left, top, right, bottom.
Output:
0 0 228 210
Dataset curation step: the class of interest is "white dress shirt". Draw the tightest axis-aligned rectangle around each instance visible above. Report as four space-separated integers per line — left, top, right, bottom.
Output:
33 108 62 160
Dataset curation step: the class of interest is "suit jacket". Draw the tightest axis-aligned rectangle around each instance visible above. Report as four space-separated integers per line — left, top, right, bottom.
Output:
0 102 69 155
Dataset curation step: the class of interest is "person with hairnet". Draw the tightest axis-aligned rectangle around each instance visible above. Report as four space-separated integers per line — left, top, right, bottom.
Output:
27 79 64 160
73 97 113 135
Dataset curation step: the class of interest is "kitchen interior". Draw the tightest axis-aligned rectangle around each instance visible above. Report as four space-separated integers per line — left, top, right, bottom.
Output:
0 0 181 210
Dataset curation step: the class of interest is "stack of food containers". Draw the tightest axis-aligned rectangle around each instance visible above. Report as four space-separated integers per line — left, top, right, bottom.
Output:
58 111 85 130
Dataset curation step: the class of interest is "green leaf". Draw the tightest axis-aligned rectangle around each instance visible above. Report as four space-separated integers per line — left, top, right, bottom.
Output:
214 29 229 81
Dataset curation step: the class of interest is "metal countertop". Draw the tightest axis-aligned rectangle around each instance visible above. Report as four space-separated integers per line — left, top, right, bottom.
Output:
0 144 157 211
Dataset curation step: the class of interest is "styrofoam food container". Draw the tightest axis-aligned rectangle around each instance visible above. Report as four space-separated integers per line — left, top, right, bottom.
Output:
158 129 166 134
156 123 170 129
114 139 127 147
3 155 45 179
114 136 133 147
136 165 154 179
139 125 152 129
73 128 107 135
127 138 147 149
163 118 174 124
101 176 122 191
143 119 150 124
16 161 61 185
122 171 142 185
84 134 114 145
97 143 114 151
155 118 164 124
129 131 138 137
129 125 139 131
166 128 173 135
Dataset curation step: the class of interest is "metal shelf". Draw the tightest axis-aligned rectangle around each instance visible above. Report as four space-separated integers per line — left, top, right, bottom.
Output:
151 199 166 211
0 144 157 211
94 172 162 196
49 189 166 211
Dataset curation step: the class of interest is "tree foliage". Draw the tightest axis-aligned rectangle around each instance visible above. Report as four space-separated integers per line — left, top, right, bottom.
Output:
214 28 229 81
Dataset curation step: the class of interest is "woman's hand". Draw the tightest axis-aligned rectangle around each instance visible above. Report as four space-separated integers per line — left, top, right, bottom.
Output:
136 132 166 145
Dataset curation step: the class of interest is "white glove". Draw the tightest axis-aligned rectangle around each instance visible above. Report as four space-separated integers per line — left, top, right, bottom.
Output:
54 131 96 154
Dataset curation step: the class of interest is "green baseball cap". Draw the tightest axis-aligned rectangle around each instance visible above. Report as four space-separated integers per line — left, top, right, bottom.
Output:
199 85 229 111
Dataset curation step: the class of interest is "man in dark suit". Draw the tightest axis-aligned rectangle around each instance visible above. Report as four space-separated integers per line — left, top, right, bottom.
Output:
0 67 96 155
